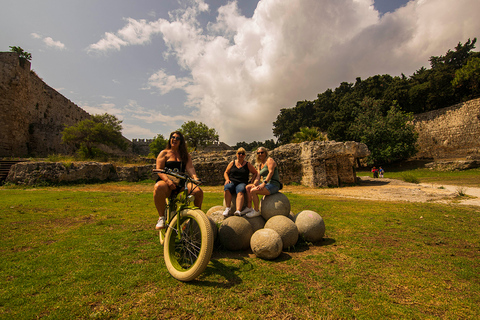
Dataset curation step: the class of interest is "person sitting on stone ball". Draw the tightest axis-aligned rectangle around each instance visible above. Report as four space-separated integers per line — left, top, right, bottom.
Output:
244 146 282 218
222 147 258 217
153 131 203 229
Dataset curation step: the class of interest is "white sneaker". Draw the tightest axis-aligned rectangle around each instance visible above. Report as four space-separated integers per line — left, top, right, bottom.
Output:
155 216 165 230
246 210 261 218
234 210 242 216
241 207 253 215
222 207 231 217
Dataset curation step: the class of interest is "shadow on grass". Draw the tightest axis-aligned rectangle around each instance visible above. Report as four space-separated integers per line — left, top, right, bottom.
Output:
196 237 336 286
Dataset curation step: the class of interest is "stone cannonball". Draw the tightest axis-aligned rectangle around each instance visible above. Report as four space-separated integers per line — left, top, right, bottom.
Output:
207 216 218 242
246 215 266 233
264 215 299 249
218 216 253 251
295 210 325 243
250 228 283 260
207 208 227 224
260 192 291 221
206 205 224 216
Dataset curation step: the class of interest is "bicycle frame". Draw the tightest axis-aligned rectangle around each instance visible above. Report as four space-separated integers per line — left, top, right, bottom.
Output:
153 168 201 239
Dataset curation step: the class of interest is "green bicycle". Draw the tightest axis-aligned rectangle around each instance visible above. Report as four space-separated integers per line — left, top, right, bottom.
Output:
153 168 214 282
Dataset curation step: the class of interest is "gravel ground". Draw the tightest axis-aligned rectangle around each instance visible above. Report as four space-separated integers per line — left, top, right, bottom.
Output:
279 176 480 207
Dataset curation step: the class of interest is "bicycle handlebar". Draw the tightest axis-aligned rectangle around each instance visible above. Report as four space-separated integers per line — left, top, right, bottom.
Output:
153 168 202 185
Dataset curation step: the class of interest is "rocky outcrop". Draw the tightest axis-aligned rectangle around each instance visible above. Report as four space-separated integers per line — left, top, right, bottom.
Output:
6 141 369 187
6 162 156 185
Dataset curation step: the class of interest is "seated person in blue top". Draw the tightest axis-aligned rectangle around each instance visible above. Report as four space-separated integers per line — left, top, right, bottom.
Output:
153 131 203 229
222 147 258 217
244 147 282 218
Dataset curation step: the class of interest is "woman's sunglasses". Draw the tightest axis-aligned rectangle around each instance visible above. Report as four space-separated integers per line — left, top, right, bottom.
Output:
257 151 265 155
171 136 181 141
237 152 245 155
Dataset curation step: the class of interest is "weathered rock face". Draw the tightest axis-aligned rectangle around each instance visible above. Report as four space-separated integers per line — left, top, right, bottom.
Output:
5 141 369 186
192 141 370 187
6 162 156 185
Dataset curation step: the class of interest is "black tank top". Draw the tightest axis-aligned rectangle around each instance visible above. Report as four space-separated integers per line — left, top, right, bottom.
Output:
229 161 250 184
165 160 186 172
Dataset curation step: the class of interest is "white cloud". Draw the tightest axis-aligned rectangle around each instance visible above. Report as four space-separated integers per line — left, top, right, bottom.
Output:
146 69 191 94
31 33 66 50
89 0 480 145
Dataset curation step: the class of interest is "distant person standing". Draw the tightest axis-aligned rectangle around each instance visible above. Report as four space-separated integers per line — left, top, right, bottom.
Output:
379 167 384 178
372 166 379 178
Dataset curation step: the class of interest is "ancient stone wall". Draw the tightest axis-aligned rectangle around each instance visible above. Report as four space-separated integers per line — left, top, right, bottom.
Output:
0 52 93 157
6 141 370 187
131 139 153 156
413 98 480 159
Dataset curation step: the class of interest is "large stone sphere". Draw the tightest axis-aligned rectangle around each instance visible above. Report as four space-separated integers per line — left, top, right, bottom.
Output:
250 228 283 260
264 215 299 249
206 205 224 216
295 210 325 242
222 193 247 211
218 216 253 251
260 192 291 220
207 208 227 224
207 216 218 242
246 215 266 233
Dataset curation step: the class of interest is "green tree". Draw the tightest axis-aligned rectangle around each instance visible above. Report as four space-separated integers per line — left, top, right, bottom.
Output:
452 56 480 99
148 134 168 157
346 99 417 165
291 127 327 143
9 46 32 61
62 113 127 159
178 121 219 150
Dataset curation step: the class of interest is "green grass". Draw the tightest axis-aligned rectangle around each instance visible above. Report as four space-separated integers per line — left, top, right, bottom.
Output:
357 167 480 186
1 181 479 319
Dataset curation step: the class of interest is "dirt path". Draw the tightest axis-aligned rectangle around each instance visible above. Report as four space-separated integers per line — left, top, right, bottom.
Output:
280 176 480 207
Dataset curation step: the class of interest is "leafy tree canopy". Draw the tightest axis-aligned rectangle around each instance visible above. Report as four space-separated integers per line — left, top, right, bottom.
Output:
272 38 478 163
148 134 168 157
61 113 127 159
178 121 219 150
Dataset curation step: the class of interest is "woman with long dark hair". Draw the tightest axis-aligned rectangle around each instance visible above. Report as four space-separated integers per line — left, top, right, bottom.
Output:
153 131 203 229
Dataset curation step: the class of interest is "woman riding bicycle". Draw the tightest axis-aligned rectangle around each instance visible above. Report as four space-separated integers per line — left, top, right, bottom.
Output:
154 131 203 230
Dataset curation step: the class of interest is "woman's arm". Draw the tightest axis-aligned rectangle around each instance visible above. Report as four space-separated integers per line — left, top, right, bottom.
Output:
156 150 176 189
185 154 199 180
262 158 276 184
223 161 234 184
248 162 258 183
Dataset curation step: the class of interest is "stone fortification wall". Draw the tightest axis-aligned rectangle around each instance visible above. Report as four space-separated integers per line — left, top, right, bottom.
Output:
6 141 370 187
131 139 153 156
0 52 91 157
413 98 480 159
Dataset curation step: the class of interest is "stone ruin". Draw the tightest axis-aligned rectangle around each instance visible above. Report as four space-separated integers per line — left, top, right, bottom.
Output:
5 140 369 187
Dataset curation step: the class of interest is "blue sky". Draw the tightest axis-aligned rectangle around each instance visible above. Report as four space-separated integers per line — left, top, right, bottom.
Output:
1 0 479 146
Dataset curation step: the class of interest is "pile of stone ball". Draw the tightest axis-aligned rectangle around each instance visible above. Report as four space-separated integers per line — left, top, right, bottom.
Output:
205 192 326 260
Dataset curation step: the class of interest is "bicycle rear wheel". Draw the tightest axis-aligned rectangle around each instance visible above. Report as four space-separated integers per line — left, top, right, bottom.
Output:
163 208 214 281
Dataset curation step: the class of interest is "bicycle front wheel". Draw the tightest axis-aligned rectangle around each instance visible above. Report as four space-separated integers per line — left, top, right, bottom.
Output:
163 209 214 281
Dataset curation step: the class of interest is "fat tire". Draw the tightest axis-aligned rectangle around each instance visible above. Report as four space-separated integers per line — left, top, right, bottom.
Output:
159 229 165 245
163 209 214 281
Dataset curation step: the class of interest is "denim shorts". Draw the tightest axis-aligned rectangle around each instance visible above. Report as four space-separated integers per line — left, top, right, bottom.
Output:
265 182 280 195
224 182 247 195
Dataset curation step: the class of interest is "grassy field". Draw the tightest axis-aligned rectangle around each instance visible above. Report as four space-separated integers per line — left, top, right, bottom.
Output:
1 172 479 319
357 167 480 187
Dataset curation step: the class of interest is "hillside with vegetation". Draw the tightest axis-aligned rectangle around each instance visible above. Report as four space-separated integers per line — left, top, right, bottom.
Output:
272 38 480 164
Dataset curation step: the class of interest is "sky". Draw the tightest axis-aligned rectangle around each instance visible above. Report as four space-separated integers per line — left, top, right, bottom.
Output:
1 0 479 146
